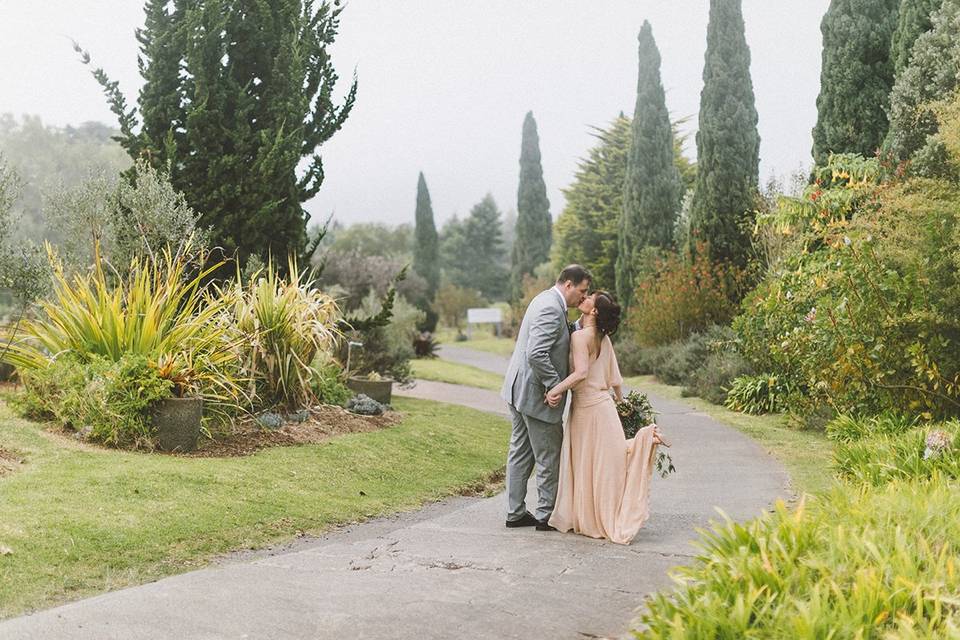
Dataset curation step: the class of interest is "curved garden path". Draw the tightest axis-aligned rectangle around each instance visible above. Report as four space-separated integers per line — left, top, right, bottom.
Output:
0 347 788 640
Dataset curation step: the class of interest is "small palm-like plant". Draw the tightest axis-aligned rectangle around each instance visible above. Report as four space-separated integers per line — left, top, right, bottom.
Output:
3 244 246 413
227 258 341 409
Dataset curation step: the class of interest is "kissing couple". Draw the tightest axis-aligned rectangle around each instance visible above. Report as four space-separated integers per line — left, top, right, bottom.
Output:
500 264 667 545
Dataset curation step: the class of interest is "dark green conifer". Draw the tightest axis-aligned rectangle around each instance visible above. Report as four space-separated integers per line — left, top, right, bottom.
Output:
510 111 552 300
689 0 760 267
615 21 683 310
83 0 357 274
891 0 943 76
413 172 440 330
442 194 508 300
811 0 899 166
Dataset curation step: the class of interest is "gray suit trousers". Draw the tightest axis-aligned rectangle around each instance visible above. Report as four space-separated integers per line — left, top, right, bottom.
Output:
506 404 563 522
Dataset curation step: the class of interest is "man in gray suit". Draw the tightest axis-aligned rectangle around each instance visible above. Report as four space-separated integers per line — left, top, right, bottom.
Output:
501 265 592 530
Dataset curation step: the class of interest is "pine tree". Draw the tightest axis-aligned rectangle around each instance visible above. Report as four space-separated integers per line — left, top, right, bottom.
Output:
511 111 552 300
891 0 944 77
616 21 683 310
82 0 357 275
553 115 695 293
442 194 508 300
689 0 760 267
811 0 899 167
412 172 439 329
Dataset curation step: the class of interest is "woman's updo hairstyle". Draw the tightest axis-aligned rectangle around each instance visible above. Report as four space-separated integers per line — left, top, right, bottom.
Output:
593 291 621 337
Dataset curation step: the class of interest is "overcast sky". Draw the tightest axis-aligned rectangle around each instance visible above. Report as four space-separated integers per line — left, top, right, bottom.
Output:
0 0 830 228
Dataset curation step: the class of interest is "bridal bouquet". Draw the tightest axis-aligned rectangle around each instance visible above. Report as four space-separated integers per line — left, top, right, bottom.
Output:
616 390 675 478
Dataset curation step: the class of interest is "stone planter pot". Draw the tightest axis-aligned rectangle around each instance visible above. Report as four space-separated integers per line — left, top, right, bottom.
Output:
346 377 393 405
154 397 203 452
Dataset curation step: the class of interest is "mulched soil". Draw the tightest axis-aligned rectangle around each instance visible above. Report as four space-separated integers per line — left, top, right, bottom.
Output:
185 405 403 458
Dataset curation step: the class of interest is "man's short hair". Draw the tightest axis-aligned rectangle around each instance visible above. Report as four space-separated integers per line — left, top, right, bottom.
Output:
556 264 592 286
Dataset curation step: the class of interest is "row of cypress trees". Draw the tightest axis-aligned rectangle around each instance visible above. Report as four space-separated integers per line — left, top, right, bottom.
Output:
615 1 760 308
414 1 764 323
811 0 947 167
412 111 553 327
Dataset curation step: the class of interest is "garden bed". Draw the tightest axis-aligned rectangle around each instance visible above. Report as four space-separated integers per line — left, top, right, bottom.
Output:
189 406 402 457
42 404 403 458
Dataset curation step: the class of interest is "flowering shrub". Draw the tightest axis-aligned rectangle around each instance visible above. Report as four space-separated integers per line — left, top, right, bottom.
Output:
735 151 960 420
629 243 746 347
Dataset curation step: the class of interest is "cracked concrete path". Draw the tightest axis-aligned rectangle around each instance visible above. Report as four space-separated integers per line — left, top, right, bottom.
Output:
0 347 788 640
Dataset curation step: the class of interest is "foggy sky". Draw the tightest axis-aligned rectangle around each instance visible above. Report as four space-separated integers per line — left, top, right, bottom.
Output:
0 0 830 229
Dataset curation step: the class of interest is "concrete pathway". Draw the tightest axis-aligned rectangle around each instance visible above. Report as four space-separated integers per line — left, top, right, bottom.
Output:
437 344 511 376
0 348 789 640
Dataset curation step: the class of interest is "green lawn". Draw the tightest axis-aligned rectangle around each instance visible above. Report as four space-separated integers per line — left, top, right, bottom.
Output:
0 397 509 618
411 359 504 391
625 376 835 496
435 327 515 357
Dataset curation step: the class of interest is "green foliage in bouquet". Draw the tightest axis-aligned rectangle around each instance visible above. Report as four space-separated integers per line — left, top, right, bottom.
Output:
616 390 674 477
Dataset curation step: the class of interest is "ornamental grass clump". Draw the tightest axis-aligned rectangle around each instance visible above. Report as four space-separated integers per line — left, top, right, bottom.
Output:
227 259 341 410
3 245 245 416
636 480 960 638
725 373 794 415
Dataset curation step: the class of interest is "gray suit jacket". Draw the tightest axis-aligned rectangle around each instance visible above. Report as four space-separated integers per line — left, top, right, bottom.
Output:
500 289 570 423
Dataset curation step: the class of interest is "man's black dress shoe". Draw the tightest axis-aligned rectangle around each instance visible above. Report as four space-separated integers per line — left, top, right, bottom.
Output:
505 511 539 528
536 520 556 532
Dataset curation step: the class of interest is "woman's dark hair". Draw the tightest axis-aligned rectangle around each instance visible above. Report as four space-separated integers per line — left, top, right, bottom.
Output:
593 291 621 337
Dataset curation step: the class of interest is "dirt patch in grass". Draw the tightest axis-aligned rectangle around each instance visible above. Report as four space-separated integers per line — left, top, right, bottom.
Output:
457 466 506 497
187 405 404 458
0 447 24 477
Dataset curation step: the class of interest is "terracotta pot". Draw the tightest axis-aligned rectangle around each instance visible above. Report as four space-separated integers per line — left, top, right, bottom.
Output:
153 397 203 452
346 377 393 405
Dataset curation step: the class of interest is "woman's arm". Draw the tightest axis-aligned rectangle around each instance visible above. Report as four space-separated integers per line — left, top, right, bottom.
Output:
611 384 623 404
545 332 590 406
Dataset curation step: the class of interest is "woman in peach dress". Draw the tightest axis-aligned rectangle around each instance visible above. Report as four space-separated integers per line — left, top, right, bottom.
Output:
546 291 666 545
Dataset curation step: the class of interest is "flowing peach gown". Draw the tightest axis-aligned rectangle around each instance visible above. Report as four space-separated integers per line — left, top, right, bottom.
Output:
548 334 658 545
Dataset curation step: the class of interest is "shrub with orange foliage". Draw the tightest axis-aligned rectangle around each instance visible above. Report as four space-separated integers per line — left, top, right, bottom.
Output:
628 242 746 347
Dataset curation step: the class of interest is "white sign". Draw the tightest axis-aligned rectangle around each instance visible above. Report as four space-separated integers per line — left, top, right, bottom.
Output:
467 307 503 324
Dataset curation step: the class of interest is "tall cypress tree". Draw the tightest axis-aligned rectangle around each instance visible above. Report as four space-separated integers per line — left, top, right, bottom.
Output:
891 0 943 77
689 0 760 268
616 21 683 310
811 0 899 167
83 0 357 274
511 111 552 300
413 172 440 330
